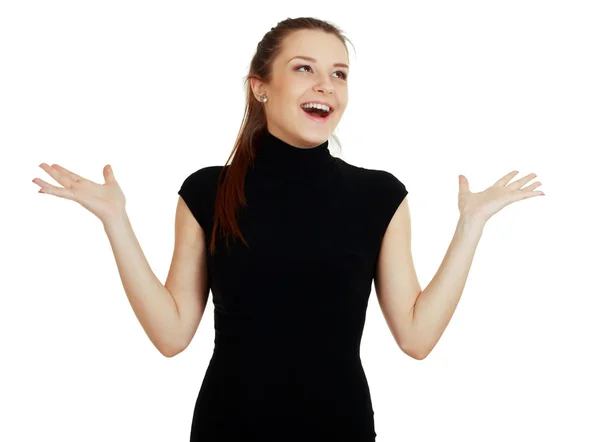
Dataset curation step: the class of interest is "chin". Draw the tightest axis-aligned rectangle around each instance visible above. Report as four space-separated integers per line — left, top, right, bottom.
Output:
300 132 330 146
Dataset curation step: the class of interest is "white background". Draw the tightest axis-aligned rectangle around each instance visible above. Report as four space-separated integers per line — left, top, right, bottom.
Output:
2 1 599 441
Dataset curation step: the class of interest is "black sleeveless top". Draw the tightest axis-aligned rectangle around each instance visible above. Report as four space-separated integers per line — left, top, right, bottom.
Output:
178 128 408 441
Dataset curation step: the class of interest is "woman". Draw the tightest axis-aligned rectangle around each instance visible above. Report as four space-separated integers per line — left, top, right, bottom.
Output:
33 16 543 442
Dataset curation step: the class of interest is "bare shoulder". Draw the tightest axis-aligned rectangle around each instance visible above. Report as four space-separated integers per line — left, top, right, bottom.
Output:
161 166 226 356
373 179 423 359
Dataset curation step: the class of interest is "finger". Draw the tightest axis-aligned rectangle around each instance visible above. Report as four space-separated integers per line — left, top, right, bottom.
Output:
494 170 520 187
51 164 88 183
103 164 116 184
515 190 545 201
39 163 81 189
33 178 73 200
39 163 68 187
510 173 538 189
522 181 542 192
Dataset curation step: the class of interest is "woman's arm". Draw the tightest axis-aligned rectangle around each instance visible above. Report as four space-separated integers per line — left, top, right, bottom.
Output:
407 217 485 359
375 203 484 360
104 199 209 358
35 163 207 358
375 171 542 359
103 213 184 357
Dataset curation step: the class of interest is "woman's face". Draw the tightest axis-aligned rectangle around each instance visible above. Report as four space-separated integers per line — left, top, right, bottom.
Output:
252 29 350 148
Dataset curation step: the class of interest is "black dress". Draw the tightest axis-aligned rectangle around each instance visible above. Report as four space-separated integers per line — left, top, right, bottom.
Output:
178 128 408 441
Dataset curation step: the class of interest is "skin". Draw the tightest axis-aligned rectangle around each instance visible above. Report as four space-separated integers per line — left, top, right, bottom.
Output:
33 29 544 359
250 29 545 360
250 29 349 149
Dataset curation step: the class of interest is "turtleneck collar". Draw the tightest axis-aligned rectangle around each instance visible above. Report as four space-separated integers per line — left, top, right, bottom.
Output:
251 128 335 175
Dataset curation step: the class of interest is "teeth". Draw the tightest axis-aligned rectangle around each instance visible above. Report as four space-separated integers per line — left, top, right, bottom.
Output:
301 103 331 113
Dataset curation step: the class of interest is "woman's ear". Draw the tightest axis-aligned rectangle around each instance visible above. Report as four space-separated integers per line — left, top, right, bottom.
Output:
250 77 265 101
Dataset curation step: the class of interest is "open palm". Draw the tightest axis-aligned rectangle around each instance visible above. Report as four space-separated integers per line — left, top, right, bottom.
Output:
33 163 126 224
458 170 544 223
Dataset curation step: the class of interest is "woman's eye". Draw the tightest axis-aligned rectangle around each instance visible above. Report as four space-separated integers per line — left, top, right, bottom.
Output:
296 65 347 80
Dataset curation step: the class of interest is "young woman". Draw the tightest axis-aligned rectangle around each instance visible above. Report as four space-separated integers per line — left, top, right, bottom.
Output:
33 16 543 442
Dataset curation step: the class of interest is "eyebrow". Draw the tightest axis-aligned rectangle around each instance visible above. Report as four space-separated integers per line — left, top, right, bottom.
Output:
287 55 349 70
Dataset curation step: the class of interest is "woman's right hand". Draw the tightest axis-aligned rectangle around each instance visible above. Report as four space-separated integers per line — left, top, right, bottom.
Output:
34 163 127 225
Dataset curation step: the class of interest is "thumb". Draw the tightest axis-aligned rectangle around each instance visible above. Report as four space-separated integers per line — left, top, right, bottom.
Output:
103 164 115 184
459 174 470 193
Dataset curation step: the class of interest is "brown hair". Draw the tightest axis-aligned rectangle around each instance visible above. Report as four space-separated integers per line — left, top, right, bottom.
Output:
208 17 355 256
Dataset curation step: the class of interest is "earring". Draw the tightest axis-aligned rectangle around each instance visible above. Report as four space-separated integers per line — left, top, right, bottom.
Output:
259 94 267 103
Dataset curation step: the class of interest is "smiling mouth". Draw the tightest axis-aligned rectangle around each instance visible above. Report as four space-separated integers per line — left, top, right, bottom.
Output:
300 106 334 120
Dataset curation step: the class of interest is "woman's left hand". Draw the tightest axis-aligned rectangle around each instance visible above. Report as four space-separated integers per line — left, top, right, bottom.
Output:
458 170 544 224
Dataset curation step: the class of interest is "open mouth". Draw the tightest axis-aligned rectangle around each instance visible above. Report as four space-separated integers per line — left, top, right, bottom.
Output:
300 105 334 122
